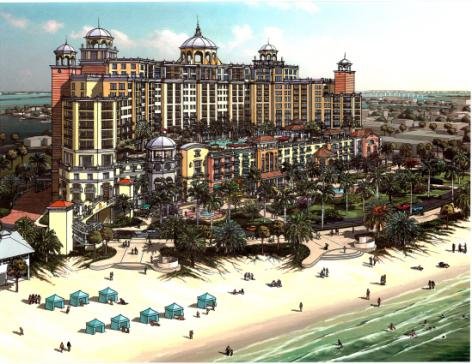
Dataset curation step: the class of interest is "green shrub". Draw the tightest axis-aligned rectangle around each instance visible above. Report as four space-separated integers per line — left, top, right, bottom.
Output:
0 208 10 218
38 213 49 225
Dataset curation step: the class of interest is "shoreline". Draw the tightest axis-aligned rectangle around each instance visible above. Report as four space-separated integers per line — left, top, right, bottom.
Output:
151 265 470 362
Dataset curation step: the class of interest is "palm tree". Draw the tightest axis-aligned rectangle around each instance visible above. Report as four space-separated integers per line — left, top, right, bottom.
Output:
380 142 394 166
221 179 240 220
338 171 355 214
0 132 6 145
17 145 28 164
0 175 20 208
37 228 62 263
175 224 206 267
101 227 114 255
421 155 444 198
396 169 418 215
29 152 48 176
284 212 313 251
257 180 276 218
273 186 295 223
6 149 17 169
356 180 374 217
246 165 261 196
364 202 389 237
147 187 172 224
315 181 335 229
0 155 10 173
87 230 102 258
115 194 132 216
271 220 285 250
134 119 153 150
384 211 421 250
213 220 247 255
368 163 385 199
256 225 270 254
134 174 149 197
160 216 184 245
381 173 402 204
7 258 27 292
454 183 470 218
188 179 210 226
444 162 461 202
440 203 455 229
204 193 223 241
10 132 20 145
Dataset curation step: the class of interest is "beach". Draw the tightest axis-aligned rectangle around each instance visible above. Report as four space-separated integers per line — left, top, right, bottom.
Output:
0 220 470 363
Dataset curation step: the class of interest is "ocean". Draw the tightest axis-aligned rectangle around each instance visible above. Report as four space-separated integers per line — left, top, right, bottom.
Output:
216 272 470 362
0 92 51 139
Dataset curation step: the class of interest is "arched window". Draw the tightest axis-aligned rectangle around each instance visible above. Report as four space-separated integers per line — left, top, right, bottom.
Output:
194 52 203 64
187 52 192 64
205 52 211 63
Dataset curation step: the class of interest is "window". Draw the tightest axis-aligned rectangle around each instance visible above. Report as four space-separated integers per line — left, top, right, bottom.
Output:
112 63 117 69
74 173 79 180
103 172 110 179
121 63 126 69
110 83 117 90
87 174 93 180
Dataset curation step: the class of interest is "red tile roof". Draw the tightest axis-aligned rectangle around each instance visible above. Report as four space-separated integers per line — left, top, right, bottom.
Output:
254 135 276 143
118 178 134 185
48 200 74 208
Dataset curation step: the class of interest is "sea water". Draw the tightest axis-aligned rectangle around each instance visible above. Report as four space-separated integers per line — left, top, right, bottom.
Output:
217 272 470 362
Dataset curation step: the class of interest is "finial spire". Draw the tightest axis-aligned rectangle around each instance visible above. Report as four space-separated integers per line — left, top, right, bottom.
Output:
98 17 100 28
65 36 68 45
267 38 270 44
195 16 202 36
344 51 346 58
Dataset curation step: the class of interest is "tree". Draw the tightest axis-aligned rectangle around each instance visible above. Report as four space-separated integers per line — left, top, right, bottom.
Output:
256 225 270 254
284 213 313 251
380 173 401 204
380 142 394 166
368 162 385 199
174 224 206 268
246 165 261 196
356 180 374 217
188 179 210 226
134 174 149 196
17 145 28 164
273 186 295 223
454 183 470 218
364 202 389 237
101 227 114 254
384 212 421 250
7 258 27 292
220 179 240 220
396 169 418 215
440 203 455 229
36 228 62 263
134 119 153 150
213 220 247 255
10 133 20 144
87 230 102 258
316 179 335 229
29 152 48 176
0 175 20 208
0 155 10 172
6 149 17 169
399 144 412 159
271 220 285 250
0 132 6 145
444 162 461 202
204 193 223 241
421 155 444 198
160 216 184 245
257 180 276 218
338 171 355 214
115 194 132 216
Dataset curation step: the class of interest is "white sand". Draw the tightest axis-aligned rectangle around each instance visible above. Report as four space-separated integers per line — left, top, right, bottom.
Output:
0 220 470 363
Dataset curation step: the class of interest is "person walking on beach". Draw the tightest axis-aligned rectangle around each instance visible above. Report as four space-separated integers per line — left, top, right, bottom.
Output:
337 339 343 348
189 330 194 339
464 243 467 254
377 297 381 307
369 256 373 267
299 302 303 312
67 341 71 352
343 246 346 254
325 268 329 277
458 243 462 253
144 266 147 275
110 271 114 281
19 327 24 336
59 342 65 353
452 243 455 253
66 305 70 314
366 288 370 300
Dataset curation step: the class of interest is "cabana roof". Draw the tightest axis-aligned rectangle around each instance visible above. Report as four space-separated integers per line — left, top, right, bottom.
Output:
165 303 183 310
111 314 129 323
46 294 64 302
198 292 216 300
87 319 104 327
71 290 89 298
140 307 158 316
99 287 117 295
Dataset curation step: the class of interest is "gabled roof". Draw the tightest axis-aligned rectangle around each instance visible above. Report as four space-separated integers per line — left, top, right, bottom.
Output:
0 230 34 260
140 307 158 316
198 292 216 300
87 319 105 327
99 287 117 295
70 290 89 298
46 294 64 302
111 314 129 323
118 178 134 186
165 302 183 310
48 200 74 209
254 135 276 143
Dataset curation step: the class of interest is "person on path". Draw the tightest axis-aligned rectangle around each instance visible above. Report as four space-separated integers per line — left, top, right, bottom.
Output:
19 327 23 336
432 281 436 289
369 256 373 267
326 268 329 277
59 342 65 353
366 288 370 300
299 302 303 312
144 266 147 275
458 243 462 253
452 243 456 253
66 306 70 314
67 341 71 352
189 330 194 339
343 246 346 254
225 346 231 356
377 297 381 307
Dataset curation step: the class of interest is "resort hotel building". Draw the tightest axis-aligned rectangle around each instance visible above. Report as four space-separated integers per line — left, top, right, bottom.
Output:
50 21 378 204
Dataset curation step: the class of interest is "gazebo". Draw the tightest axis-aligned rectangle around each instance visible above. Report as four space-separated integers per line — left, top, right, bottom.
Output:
139 307 159 324
98 287 118 303
70 290 89 307
85 319 105 335
111 314 130 330
197 292 216 309
45 294 65 311
165 303 184 319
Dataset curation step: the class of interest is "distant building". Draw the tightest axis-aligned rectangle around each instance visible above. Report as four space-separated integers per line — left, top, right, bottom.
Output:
23 135 52 148
0 230 34 285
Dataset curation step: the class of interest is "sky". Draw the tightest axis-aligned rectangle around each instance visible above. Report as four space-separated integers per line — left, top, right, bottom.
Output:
0 0 471 92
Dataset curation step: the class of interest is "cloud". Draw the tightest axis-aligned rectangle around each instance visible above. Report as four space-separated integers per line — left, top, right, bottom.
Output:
143 29 189 60
0 11 28 29
69 25 94 39
110 29 134 48
245 0 319 14
224 24 253 51
42 19 64 33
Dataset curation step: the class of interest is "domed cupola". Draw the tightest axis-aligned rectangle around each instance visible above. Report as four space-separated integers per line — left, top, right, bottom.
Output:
258 41 278 61
337 52 352 71
146 135 178 190
178 21 221 65
80 19 118 63
54 39 77 66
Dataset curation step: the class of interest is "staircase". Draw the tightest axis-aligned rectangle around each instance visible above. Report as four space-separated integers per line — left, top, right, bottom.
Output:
320 248 364 261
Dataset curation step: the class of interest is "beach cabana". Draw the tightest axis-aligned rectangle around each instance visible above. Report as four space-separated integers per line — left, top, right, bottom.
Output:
70 290 89 307
110 314 130 330
85 319 105 335
45 294 65 311
139 307 159 324
164 303 184 319
98 287 118 303
197 292 216 309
